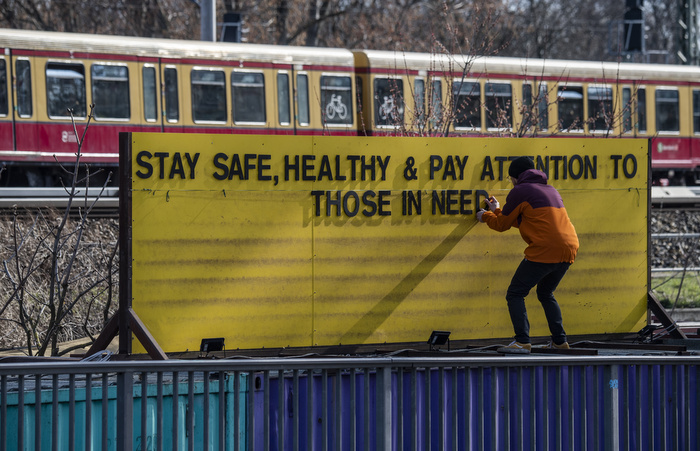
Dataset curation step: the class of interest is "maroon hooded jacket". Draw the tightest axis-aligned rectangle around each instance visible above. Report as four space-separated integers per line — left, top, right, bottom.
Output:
482 169 579 263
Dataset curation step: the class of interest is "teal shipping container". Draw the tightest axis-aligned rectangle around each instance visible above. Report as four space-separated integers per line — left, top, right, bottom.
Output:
2 372 248 450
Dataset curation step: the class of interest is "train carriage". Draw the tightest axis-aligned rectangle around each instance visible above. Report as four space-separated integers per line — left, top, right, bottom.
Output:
353 50 700 184
0 29 357 186
2 28 700 186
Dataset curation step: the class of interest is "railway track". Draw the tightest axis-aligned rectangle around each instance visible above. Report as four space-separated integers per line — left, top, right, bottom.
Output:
0 187 119 217
0 186 695 214
651 186 700 209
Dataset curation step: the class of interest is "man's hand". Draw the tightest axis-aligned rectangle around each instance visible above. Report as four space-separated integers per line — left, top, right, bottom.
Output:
476 209 486 222
485 196 499 212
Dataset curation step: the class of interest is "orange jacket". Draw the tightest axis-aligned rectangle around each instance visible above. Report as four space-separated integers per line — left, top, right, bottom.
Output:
482 169 579 263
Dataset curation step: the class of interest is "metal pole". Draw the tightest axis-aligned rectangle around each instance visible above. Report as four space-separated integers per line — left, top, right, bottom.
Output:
117 371 134 451
201 0 216 41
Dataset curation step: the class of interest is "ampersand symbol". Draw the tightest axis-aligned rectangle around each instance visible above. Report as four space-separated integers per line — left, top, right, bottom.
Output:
404 157 417 180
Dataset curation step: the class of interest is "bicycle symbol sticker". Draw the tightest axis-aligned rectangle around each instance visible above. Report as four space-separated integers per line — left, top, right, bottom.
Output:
379 96 397 121
325 94 348 120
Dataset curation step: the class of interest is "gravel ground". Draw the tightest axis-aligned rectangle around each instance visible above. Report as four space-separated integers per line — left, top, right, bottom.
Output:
651 209 700 269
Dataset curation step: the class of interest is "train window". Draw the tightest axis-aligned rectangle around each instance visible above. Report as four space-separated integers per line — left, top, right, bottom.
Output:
430 80 442 129
693 90 700 134
232 72 266 124
485 82 512 130
321 76 353 125
637 87 647 133
46 63 87 119
297 74 310 126
15 59 32 118
622 87 632 133
164 67 179 122
142 66 157 122
453 81 481 129
191 69 226 123
587 86 612 132
655 88 679 132
522 82 548 131
0 60 7 116
277 73 290 126
557 86 583 131
522 84 533 128
374 77 403 126
414 79 426 126
92 64 130 120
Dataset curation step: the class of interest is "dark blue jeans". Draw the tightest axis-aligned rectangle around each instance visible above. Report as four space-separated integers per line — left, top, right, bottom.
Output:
505 259 571 345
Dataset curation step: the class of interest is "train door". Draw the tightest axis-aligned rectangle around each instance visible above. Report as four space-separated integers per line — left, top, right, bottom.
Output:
11 55 39 154
519 81 549 135
429 78 443 134
161 62 184 134
141 63 161 132
0 55 11 154
275 69 294 135
620 85 635 136
412 76 426 132
692 88 700 183
295 71 311 134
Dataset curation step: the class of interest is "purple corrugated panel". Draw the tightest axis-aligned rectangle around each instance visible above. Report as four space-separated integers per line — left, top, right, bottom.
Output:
521 366 533 450
652 364 663 450
691 365 698 448
253 360 700 451
584 365 595 449
494 368 506 451
571 366 583 451
688 366 700 445
560 366 571 450
677 365 686 451
546 366 557 449
507 368 520 449
597 365 607 450
640 364 652 451
534 366 545 449
623 364 635 451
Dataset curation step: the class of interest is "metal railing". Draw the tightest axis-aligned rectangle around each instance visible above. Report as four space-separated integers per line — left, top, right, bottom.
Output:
1 355 699 450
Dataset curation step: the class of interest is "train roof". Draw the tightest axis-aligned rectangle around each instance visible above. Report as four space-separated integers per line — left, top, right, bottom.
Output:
354 49 700 83
0 28 355 67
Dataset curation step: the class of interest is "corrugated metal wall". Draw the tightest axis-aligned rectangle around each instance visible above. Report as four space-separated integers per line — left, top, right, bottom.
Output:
250 357 699 450
1 355 698 450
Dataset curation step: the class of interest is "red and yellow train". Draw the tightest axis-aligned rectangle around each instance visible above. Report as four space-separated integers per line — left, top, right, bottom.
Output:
1 28 699 186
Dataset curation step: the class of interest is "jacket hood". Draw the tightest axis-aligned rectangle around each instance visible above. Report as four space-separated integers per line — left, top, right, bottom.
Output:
516 168 548 185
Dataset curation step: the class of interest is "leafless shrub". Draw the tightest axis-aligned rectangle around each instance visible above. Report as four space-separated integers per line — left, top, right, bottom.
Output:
0 106 118 356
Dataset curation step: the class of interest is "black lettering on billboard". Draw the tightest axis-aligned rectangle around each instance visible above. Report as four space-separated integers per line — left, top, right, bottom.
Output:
302 155 316 181
475 189 490 211
460 190 473 214
154 152 168 179
481 157 495 181
430 155 443 180
610 155 623 178
363 191 377 216
285 155 300 181
402 190 421 215
343 191 360 217
623 154 637 178
258 154 272 181
568 154 583 180
169 153 185 179
212 153 229 180
135 151 153 179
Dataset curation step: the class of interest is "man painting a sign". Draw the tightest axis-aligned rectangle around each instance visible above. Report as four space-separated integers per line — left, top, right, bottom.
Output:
477 156 579 353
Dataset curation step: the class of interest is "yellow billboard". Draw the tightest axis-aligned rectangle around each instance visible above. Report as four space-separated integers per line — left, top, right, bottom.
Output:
123 134 648 353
